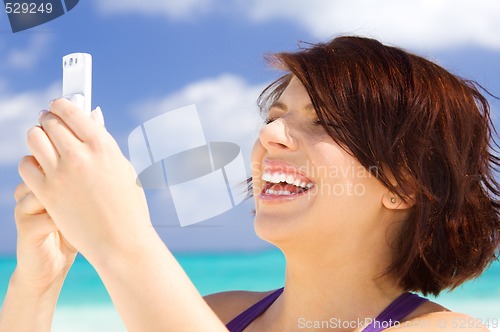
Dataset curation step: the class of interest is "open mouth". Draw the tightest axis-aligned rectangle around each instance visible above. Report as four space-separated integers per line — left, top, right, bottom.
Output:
261 170 314 196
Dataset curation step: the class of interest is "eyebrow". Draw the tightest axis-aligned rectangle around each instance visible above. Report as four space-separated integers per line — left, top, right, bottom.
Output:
269 101 287 111
269 101 315 112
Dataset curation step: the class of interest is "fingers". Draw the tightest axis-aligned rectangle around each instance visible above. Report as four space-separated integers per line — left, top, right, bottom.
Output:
20 102 106 202
18 155 46 195
14 186 56 236
48 98 102 143
16 191 45 215
37 110 82 157
14 182 30 203
26 125 59 173
15 211 58 239
27 103 105 175
14 183 60 243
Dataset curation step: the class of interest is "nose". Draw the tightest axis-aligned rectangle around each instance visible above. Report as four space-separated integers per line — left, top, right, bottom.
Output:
259 118 297 152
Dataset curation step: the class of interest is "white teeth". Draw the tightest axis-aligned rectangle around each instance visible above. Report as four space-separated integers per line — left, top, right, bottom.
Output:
265 189 293 195
261 171 314 190
270 173 281 184
262 172 272 182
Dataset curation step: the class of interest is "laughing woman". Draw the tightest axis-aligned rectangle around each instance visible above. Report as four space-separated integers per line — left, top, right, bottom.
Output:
1 36 499 331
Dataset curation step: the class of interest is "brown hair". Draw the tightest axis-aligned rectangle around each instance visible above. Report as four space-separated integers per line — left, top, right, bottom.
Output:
258 36 500 296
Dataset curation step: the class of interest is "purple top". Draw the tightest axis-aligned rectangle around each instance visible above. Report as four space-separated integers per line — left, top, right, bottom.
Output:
226 288 428 332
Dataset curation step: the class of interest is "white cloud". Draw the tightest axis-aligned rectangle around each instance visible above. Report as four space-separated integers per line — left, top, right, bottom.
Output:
94 0 214 20
131 74 267 169
0 82 60 165
241 0 500 50
5 34 53 70
94 0 500 50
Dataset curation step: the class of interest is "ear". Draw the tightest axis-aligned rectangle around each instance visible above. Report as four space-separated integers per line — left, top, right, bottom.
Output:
382 190 415 210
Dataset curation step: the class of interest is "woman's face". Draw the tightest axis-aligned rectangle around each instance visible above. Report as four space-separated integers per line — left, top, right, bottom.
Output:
251 77 395 251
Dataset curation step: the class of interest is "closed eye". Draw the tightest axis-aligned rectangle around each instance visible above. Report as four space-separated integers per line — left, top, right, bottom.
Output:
314 119 341 129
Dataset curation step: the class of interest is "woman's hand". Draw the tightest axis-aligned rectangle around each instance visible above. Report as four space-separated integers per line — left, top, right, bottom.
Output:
16 101 226 331
18 100 153 264
0 183 78 332
12 182 77 290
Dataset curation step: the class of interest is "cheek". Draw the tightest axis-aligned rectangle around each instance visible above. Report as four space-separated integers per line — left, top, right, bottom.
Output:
312 153 386 230
251 140 264 171
312 146 374 201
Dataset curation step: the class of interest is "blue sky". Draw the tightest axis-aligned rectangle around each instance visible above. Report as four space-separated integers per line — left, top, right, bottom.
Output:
0 0 499 254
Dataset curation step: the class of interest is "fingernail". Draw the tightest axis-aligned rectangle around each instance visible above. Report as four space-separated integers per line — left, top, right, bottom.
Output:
39 109 49 116
95 106 105 126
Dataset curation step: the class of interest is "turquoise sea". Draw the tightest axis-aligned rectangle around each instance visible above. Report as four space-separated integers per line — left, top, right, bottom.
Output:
0 249 499 331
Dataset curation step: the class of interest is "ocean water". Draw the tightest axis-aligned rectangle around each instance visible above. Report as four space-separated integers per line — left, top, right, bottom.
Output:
0 250 499 331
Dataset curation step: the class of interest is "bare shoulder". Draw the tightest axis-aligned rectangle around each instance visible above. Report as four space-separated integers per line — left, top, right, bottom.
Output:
203 290 276 325
388 300 491 331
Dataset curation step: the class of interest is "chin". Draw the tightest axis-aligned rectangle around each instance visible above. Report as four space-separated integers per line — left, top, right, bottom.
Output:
253 210 307 248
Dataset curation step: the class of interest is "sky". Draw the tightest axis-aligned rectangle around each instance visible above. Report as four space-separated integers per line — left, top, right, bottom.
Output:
0 0 499 254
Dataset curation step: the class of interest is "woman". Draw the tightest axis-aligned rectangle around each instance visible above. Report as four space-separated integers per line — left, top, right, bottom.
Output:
0 36 498 331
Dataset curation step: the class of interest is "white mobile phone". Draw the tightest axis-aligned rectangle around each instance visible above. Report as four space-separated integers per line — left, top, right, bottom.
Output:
62 53 92 114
